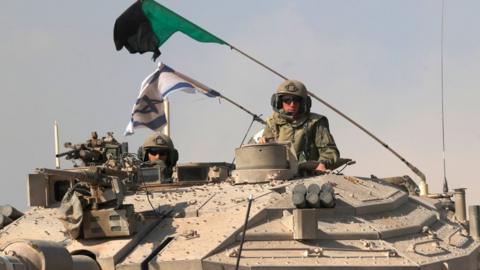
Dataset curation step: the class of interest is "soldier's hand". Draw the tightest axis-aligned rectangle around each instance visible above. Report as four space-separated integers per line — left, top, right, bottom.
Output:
258 136 267 144
315 163 327 172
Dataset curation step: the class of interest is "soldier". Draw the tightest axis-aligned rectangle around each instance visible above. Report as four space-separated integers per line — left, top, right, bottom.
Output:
138 132 178 179
259 80 339 173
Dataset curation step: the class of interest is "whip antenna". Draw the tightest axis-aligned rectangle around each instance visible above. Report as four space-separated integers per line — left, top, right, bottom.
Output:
440 0 449 193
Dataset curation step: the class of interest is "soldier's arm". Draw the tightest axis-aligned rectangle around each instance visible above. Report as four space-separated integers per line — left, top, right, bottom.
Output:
260 118 276 143
315 118 340 169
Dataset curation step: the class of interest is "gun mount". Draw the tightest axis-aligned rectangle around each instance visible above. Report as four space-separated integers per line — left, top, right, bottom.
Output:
57 131 128 167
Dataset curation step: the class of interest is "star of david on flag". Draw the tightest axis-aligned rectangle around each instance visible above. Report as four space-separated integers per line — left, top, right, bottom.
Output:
125 63 220 135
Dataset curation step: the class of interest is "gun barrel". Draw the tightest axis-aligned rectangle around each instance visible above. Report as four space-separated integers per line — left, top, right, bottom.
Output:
36 168 97 182
36 167 128 183
55 149 77 158
103 168 129 178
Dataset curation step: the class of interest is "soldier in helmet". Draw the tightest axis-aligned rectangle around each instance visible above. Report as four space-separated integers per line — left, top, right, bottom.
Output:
139 132 179 179
259 80 339 173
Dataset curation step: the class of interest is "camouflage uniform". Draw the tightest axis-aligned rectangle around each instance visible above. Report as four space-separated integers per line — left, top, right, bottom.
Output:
262 80 339 170
263 112 339 169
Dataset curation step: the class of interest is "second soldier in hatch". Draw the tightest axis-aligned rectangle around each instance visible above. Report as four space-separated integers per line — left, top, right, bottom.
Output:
259 80 339 174
139 132 179 180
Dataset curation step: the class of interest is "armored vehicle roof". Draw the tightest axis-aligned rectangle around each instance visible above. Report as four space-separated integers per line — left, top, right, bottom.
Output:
1 173 477 270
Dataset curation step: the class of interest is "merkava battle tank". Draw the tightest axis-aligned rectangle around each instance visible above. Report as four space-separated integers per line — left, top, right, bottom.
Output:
1 129 480 270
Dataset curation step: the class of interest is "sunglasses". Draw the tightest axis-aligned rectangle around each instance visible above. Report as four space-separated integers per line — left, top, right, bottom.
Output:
147 149 168 156
281 96 301 104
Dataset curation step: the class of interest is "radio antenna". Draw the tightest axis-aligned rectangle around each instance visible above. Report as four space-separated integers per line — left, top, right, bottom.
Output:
440 0 449 194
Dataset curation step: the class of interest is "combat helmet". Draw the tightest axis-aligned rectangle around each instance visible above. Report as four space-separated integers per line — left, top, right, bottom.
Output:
138 132 179 167
270 79 312 118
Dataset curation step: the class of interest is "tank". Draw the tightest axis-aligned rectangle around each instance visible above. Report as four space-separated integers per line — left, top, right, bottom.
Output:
0 131 479 270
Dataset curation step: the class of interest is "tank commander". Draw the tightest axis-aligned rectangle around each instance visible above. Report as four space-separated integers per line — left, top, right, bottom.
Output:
258 80 339 173
138 132 178 179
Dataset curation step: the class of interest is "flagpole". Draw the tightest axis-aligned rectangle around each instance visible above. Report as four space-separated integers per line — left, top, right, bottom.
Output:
163 98 171 137
226 45 428 195
228 45 288 80
54 120 61 169
218 95 265 125
171 68 265 125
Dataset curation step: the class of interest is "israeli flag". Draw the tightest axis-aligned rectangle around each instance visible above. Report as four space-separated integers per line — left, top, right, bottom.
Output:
125 63 220 135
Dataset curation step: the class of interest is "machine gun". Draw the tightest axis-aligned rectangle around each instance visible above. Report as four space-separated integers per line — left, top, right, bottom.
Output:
56 131 128 167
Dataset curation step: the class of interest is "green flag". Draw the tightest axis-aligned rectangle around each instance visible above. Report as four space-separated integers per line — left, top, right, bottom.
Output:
143 0 225 46
114 0 226 60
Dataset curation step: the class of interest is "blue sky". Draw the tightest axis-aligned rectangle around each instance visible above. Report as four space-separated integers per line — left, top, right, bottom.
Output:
1 0 479 208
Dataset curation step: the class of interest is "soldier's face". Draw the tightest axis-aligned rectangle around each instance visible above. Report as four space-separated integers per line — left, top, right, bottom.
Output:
147 149 168 162
281 95 300 115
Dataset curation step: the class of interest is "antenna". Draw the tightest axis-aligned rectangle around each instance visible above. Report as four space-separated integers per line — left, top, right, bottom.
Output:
440 0 449 193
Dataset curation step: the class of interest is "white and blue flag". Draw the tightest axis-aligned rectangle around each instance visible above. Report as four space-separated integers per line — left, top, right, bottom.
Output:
125 63 220 135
